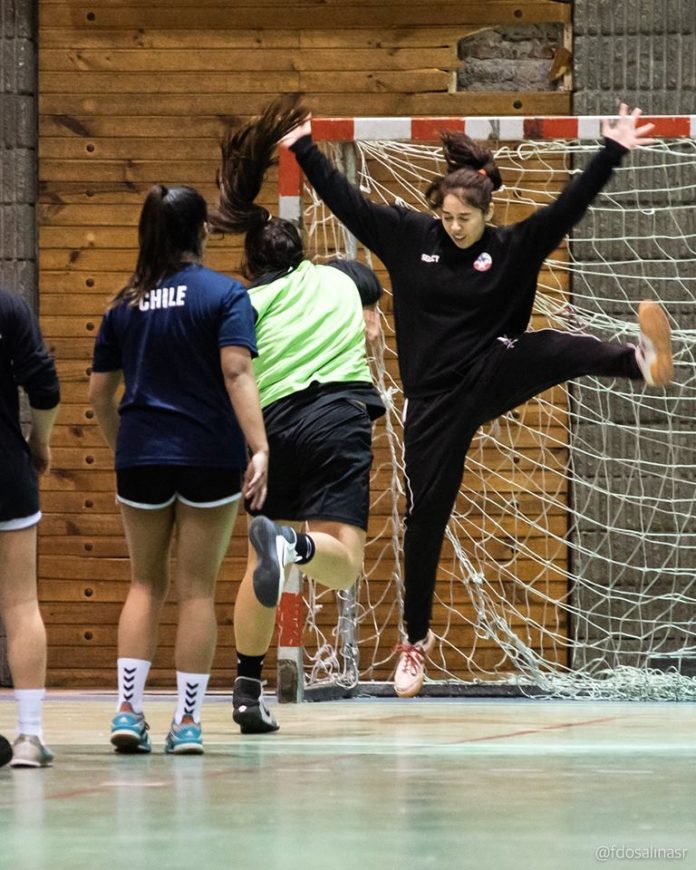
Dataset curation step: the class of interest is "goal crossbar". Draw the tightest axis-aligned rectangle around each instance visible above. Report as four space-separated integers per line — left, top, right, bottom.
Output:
279 114 696 220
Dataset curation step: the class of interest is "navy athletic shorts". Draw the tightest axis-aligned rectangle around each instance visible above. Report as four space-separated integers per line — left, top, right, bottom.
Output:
116 465 243 509
247 396 373 530
0 449 40 530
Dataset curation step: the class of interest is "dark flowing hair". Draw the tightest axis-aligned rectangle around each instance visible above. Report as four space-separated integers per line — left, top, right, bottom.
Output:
209 94 310 280
426 132 503 213
114 184 208 306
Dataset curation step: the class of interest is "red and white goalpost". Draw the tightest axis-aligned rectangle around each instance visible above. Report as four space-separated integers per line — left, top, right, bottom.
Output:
275 115 696 703
279 114 696 220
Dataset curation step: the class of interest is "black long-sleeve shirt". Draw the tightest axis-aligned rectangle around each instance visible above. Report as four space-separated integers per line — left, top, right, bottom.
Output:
291 135 628 398
0 289 60 456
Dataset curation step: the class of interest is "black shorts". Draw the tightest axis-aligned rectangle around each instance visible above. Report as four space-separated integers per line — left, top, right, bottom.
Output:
247 397 373 530
0 449 40 530
116 465 242 509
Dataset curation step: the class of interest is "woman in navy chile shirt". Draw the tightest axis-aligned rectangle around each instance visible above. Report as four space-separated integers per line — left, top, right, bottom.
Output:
280 103 673 698
89 185 268 754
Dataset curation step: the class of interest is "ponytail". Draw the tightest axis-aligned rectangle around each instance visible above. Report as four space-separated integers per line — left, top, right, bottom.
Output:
210 94 310 279
114 184 207 307
426 132 502 212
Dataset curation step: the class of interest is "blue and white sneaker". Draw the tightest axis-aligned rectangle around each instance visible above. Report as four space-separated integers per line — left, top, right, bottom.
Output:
248 516 297 607
110 702 151 754
164 716 204 755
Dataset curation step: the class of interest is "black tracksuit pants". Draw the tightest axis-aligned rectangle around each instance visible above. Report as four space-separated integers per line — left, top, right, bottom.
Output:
402 330 643 643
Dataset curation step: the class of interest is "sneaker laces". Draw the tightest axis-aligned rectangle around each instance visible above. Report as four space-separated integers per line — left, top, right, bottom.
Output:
394 641 427 676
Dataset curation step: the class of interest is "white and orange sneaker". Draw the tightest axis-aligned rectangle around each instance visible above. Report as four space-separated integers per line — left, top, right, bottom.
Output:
393 630 436 698
635 300 673 387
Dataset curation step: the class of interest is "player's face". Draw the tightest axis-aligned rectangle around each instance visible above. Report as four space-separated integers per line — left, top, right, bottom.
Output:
439 193 491 249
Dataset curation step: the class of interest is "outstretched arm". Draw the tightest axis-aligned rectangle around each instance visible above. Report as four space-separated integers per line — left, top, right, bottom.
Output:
517 103 656 258
281 116 408 263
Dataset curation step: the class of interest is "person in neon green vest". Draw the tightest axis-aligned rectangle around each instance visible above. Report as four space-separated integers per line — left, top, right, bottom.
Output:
211 96 385 734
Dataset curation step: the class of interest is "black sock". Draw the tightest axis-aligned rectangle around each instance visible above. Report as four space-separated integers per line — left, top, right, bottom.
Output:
407 628 429 646
294 532 315 565
237 652 264 682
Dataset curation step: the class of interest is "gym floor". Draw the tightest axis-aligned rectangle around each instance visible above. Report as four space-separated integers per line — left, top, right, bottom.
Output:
1 692 695 870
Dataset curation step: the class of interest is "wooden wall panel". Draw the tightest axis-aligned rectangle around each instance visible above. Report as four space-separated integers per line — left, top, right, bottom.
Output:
38 0 572 688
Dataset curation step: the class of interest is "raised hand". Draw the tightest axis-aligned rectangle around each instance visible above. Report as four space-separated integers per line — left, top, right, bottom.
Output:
602 103 656 149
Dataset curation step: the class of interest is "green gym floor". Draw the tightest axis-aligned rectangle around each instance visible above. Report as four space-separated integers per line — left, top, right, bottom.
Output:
1 692 695 870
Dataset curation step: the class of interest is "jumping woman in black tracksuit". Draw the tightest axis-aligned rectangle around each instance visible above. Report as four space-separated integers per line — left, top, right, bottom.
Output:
280 103 673 697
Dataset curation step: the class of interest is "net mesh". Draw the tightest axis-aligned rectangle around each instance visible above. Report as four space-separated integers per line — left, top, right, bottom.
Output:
294 134 696 700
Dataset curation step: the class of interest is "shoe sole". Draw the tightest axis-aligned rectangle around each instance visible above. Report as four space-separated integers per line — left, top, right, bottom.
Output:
394 677 425 699
165 743 204 755
639 300 673 386
9 758 52 769
111 730 151 754
233 707 279 735
249 517 285 608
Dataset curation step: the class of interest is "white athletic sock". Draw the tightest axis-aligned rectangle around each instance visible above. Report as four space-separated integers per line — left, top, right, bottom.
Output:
117 657 151 713
174 672 209 724
15 688 44 739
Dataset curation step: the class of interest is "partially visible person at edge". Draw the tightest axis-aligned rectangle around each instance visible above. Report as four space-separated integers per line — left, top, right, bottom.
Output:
89 184 268 754
280 100 673 697
210 96 385 733
0 288 60 767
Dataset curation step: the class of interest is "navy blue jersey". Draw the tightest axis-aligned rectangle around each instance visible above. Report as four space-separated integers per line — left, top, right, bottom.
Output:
0 289 60 458
92 264 257 470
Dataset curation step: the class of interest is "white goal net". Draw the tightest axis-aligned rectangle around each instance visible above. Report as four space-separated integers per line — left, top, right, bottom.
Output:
279 120 696 701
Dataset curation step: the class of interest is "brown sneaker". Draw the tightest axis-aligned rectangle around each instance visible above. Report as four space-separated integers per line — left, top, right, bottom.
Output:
393 630 436 698
635 300 673 387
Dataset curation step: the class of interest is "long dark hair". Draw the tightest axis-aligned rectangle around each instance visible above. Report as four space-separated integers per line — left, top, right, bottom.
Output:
114 184 208 306
210 94 309 280
426 132 503 212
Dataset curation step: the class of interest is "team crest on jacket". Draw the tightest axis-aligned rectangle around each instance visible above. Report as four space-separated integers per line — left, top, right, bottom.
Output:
473 252 492 272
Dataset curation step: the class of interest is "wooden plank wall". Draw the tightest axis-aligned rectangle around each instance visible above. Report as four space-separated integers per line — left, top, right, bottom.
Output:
38 0 572 687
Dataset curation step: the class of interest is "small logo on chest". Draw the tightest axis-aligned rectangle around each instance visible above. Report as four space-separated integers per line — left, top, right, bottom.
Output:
421 253 440 263
473 252 493 272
